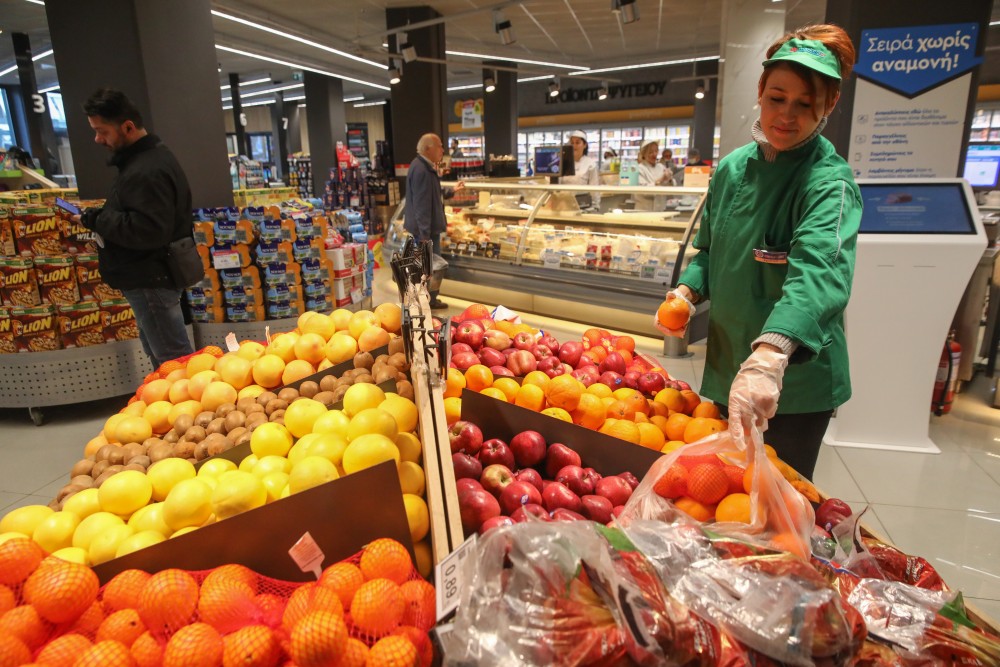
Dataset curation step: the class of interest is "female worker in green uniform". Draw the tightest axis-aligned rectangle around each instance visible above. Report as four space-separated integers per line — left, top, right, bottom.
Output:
664 24 861 480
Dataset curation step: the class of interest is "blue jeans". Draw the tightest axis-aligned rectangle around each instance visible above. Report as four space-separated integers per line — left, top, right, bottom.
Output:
121 287 194 368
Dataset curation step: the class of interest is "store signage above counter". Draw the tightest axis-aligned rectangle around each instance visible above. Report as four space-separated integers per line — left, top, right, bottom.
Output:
544 81 668 105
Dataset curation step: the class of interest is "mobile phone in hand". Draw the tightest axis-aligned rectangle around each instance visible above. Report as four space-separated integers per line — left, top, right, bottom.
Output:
55 197 81 216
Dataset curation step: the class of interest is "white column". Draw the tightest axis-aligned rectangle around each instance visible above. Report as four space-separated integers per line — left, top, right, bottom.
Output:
718 0 786 159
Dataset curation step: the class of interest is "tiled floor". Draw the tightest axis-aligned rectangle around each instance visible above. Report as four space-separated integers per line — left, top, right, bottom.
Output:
1 268 998 626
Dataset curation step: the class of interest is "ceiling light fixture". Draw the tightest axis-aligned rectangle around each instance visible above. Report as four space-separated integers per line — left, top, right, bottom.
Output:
570 55 719 76
38 84 60 94
217 63 222 73
448 83 483 91
354 100 387 107
284 95 306 102
220 77 272 91
484 70 496 93
494 10 515 45
695 85 704 99
344 95 365 102
235 82 304 100
222 98 277 111
389 59 401 85
548 79 560 98
598 81 608 100
215 44 390 90
446 50 587 71
612 0 639 24
0 48 54 79
23 0 45 5
211 10 386 70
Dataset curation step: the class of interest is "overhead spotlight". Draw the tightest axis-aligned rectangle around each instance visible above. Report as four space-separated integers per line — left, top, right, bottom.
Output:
217 63 222 73
612 0 639 24
695 85 705 99
484 70 496 93
389 60 401 84
598 81 608 100
549 79 560 97
494 10 516 45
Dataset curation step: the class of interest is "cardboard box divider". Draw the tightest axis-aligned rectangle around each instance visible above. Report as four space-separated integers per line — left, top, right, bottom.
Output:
459 387 663 478
92 461 412 584
407 293 465 566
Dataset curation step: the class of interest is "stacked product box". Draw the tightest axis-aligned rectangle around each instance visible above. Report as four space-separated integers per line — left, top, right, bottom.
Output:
0 204 134 353
326 243 369 308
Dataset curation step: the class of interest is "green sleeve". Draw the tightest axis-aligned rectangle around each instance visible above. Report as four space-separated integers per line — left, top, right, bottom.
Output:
762 178 861 358
677 186 713 299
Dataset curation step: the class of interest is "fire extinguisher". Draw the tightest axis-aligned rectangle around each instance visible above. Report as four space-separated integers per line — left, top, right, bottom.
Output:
932 331 962 416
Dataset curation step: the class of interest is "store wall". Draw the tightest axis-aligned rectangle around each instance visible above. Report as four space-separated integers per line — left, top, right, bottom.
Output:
222 106 273 134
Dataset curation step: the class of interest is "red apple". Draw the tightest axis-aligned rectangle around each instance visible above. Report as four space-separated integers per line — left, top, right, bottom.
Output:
558 340 584 367
452 352 480 371
595 476 633 506
618 472 640 490
499 481 543 514
544 443 582 479
477 347 507 368
455 320 486 349
572 366 600 387
479 515 514 535
510 430 547 468
483 329 511 351
598 371 624 390
556 465 601 496
531 344 552 361
612 505 626 519
816 498 853 532
514 468 544 493
511 503 550 523
455 477 483 495
513 332 536 350
599 351 627 376
622 371 640 389
676 380 691 391
537 356 563 378
490 365 515 378
451 342 474 356
561 363 574 376
550 508 587 522
459 488 500 534
537 333 560 354
479 463 515 497
542 481 582 513
506 350 537 376
478 439 515 469
449 420 484 455
580 495 614 523
452 452 483 481
637 372 666 396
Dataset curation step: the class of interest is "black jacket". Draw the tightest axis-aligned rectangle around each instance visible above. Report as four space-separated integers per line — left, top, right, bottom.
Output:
84 134 193 290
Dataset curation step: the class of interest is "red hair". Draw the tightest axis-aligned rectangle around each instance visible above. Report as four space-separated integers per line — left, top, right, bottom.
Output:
759 23 856 117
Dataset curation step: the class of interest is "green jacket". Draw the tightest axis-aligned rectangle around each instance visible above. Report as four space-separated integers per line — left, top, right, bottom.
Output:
678 135 862 413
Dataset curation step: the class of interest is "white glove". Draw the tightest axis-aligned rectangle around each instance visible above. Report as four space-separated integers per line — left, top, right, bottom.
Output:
727 346 789 444
654 288 696 338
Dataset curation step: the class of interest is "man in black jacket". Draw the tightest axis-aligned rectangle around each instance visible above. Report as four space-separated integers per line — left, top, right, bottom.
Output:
77 88 194 368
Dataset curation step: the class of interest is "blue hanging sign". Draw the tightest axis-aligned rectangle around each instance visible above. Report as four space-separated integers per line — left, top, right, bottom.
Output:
855 23 982 98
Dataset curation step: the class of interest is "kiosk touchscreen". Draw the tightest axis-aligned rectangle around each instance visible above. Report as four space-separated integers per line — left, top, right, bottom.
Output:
824 179 986 453
962 144 1000 190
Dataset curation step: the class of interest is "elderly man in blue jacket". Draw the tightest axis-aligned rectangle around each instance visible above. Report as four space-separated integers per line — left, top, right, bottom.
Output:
405 133 464 310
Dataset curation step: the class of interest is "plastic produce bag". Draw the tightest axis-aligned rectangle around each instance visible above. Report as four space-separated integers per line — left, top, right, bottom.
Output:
624 520 865 667
447 521 722 666
618 424 815 560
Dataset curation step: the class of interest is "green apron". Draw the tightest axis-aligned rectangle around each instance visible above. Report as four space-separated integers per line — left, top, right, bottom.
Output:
678 135 862 414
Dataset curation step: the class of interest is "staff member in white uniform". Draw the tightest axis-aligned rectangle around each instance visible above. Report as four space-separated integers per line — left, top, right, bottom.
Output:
635 140 671 210
560 130 600 208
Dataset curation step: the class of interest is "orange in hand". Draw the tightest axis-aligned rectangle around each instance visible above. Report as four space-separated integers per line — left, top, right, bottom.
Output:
657 299 690 330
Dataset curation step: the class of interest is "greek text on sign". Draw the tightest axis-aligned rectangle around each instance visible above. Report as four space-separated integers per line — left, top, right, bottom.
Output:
855 23 982 98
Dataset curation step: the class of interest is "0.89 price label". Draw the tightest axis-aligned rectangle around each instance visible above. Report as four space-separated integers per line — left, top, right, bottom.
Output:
435 534 477 622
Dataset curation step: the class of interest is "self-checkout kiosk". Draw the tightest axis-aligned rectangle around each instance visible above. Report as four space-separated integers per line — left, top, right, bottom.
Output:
824 179 987 453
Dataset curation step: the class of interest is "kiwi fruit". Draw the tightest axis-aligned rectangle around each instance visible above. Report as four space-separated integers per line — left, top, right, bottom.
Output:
91 460 110 479
70 475 94 489
265 399 288 416
143 436 164 449
206 435 233 457
373 367 395 385
245 413 268 430
148 442 175 463
215 403 236 418
57 483 87 503
234 431 252 447
256 391 278 406
331 385 349 403
389 352 409 370
224 412 246 433
95 444 116 462
354 351 374 369
70 459 95 478
320 375 338 392
354 373 374 385
313 391 337 407
227 426 248 443
388 336 405 355
268 409 285 423
173 414 194 436
184 425 207 443
173 440 196 460
123 463 147 473
206 417 227 436
193 441 210 461
396 380 415 401
129 455 151 469
106 447 127 466
277 387 299 403
194 411 215 428
122 442 146 462
162 430 180 444
246 403 266 415
299 381 319 398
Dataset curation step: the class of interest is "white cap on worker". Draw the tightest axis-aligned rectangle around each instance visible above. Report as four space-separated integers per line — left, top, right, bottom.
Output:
639 139 659 154
569 130 588 142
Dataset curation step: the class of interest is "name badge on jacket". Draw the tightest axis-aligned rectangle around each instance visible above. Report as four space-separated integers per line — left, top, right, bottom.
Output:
753 248 788 264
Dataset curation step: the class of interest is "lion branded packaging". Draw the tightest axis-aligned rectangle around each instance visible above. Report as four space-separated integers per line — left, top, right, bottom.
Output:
225 301 264 322
0 208 14 256
218 265 260 289
12 206 63 256
57 302 106 348
292 237 325 263
258 218 296 242
74 254 122 302
0 307 14 354
190 301 224 323
224 285 264 307
57 209 100 254
256 239 295 265
100 298 139 343
34 255 80 306
10 304 60 352
0 256 41 307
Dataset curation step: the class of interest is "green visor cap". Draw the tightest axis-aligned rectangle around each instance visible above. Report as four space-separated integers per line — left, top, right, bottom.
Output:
762 38 841 81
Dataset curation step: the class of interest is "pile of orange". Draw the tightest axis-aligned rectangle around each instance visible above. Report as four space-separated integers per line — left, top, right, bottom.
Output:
0 537 435 666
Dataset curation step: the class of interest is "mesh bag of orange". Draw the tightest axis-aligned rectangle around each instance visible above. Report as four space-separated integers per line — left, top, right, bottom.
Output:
0 536 435 666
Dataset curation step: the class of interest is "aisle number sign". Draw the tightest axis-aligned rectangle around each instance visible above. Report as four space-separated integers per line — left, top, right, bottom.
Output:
848 23 983 179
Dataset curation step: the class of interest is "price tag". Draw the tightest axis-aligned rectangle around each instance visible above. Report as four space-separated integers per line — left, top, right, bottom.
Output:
288 532 325 579
584 251 597 260
350 289 363 303
435 533 477 621
212 251 241 270
456 243 467 252
543 255 561 269
654 266 674 282
224 332 239 352
350 196 360 207
468 243 478 253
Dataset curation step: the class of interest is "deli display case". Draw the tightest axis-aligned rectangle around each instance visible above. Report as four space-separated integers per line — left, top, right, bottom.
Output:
384 180 708 336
